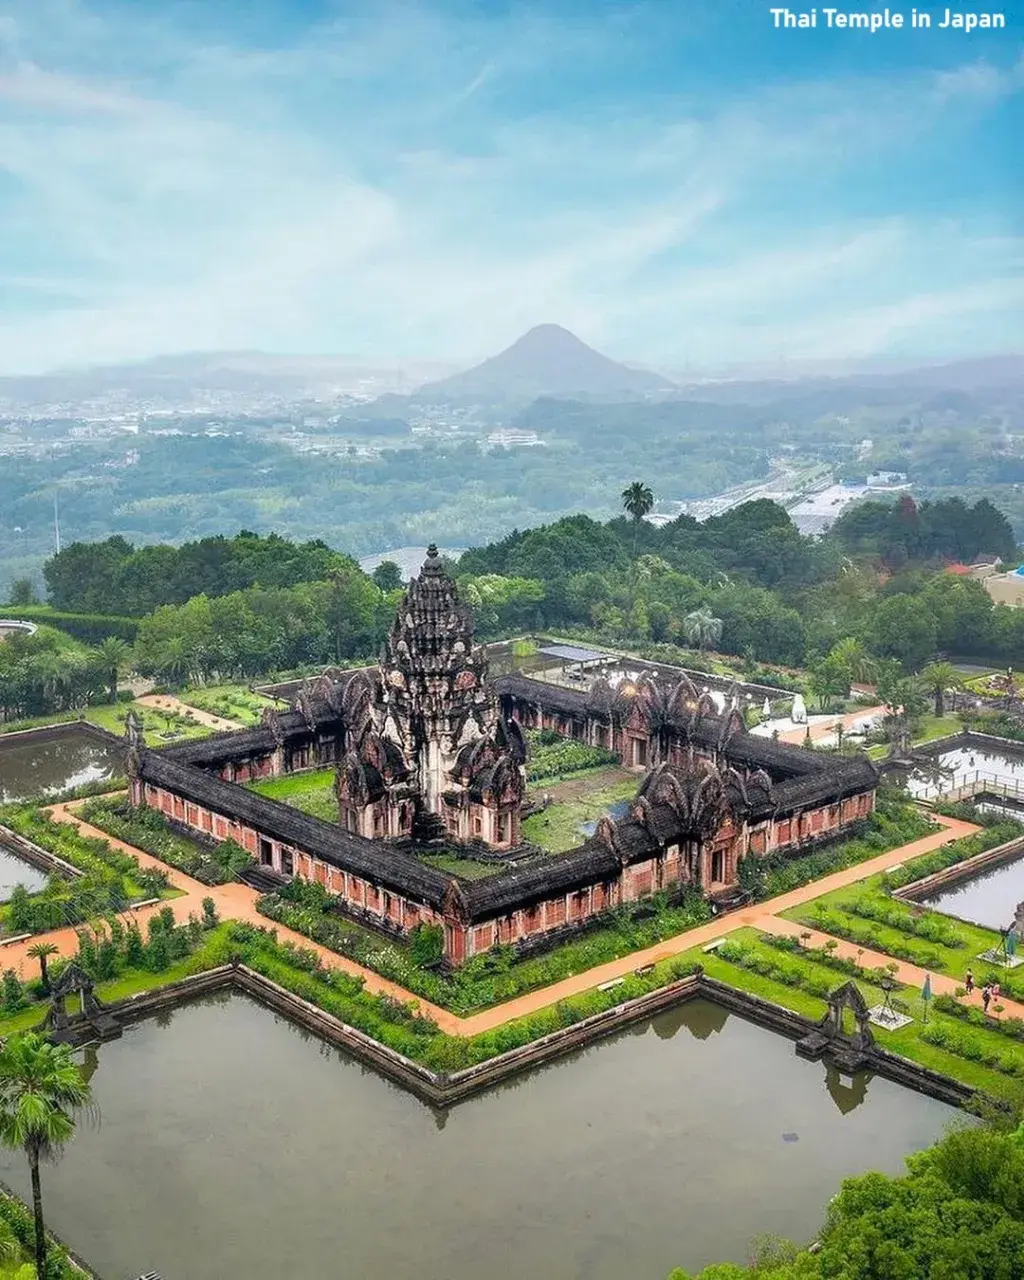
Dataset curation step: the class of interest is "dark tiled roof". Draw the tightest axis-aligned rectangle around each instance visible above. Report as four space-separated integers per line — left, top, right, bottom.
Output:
138 750 452 908
495 672 877 810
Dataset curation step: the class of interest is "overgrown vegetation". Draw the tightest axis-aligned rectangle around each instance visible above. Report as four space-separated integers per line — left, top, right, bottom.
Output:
247 769 338 822
736 791 935 902
672 1120 1024 1279
257 877 711 1013
524 728 618 782
78 799 253 885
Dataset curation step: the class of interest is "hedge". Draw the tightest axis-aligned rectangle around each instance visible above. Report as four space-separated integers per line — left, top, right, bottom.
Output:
2 605 139 643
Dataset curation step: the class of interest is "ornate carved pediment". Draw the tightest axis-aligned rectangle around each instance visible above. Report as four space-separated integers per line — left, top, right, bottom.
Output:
443 878 470 925
261 705 286 747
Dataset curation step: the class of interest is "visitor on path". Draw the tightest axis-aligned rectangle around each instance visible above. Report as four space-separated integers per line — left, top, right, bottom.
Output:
965 969 974 994
992 981 1001 1001
982 985 992 1013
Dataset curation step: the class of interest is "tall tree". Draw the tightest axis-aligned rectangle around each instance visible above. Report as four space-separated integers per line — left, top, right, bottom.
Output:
371 561 403 593
93 636 131 704
621 481 654 558
682 607 723 654
26 943 59 995
7 579 36 607
920 660 962 718
0 1033 92 1279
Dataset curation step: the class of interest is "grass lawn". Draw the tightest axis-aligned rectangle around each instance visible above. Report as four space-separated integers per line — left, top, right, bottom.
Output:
248 768 337 822
701 927 1024 1102
778 825 1024 992
913 713 963 745
523 772 638 853
85 700 211 746
420 852 503 880
0 701 213 746
179 683 277 726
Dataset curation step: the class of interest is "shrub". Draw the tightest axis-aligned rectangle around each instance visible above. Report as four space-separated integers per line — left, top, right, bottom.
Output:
409 923 444 967
78 799 253 885
1 969 25 1015
525 732 618 782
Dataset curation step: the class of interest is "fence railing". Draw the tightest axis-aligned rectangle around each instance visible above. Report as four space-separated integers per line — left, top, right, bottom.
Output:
911 770 1024 803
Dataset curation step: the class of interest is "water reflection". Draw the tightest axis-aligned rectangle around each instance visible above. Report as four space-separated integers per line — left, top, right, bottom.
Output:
923 855 1024 930
908 744 1024 799
824 1063 870 1115
0 847 47 899
22 993 953 1280
0 728 124 802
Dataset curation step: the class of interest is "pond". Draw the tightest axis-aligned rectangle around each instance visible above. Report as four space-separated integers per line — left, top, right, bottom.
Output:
0 993 958 1280
923 854 1024 931
0 726 124 803
578 797 630 837
0 846 47 898
908 743 1024 800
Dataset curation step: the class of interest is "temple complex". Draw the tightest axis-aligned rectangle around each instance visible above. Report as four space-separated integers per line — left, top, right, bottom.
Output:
129 547 877 966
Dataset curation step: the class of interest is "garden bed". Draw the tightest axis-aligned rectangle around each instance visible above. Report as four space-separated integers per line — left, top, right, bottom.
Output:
78 798 252 886
257 878 712 1014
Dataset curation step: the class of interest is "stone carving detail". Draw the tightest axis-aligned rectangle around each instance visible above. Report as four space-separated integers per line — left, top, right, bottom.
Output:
332 544 526 846
124 708 144 779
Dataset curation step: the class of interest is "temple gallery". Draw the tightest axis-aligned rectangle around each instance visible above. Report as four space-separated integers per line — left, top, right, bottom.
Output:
128 547 877 967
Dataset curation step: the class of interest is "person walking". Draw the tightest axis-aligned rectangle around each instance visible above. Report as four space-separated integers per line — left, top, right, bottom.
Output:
982 984 992 1014
992 981 1001 1002
965 969 974 994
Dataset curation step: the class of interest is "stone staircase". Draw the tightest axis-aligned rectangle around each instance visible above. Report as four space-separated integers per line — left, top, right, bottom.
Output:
238 863 290 893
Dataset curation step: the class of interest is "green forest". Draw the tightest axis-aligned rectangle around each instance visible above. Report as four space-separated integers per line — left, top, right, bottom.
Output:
1 489 1022 725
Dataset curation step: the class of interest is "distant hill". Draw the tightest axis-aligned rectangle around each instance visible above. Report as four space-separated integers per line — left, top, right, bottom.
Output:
0 351 462 411
416 324 675 402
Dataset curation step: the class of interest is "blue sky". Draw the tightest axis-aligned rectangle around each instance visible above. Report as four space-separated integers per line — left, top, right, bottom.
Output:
0 0 1020 373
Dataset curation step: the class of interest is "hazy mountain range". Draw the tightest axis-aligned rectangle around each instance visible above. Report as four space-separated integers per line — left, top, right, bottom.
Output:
0 326 1020 416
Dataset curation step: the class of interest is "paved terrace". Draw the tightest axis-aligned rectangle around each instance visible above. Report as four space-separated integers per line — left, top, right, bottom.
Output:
4 803 1016 1038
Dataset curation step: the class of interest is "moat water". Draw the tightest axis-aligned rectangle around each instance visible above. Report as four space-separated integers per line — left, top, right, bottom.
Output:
908 743 1024 799
923 855 1024 931
0 993 958 1280
0 726 124 802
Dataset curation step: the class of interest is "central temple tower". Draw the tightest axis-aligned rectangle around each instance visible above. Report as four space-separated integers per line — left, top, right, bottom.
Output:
336 546 526 847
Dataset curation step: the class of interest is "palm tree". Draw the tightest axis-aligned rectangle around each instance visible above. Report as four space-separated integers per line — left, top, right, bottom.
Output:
93 636 131 705
0 1033 92 1279
26 943 59 995
621 481 654 558
921 661 962 718
682 607 723 654
828 636 877 687
155 635 192 687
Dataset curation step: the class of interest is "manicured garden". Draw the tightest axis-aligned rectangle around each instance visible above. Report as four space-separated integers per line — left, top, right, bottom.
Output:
781 817 1024 991
736 790 937 902
78 798 253 886
0 905 227 1040
247 767 338 822
0 696 211 745
0 803 175 935
178 682 277 726
702 926 1024 1101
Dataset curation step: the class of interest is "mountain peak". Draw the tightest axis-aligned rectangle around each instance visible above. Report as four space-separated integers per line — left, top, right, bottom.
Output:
417 324 674 402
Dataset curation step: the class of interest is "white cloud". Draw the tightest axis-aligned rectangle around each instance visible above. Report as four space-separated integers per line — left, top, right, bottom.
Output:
0 0 1019 372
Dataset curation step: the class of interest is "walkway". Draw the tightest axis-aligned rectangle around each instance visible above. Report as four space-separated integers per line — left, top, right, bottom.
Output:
135 694 242 732
12 803 987 1040
776 704 887 746
754 916 1024 1023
